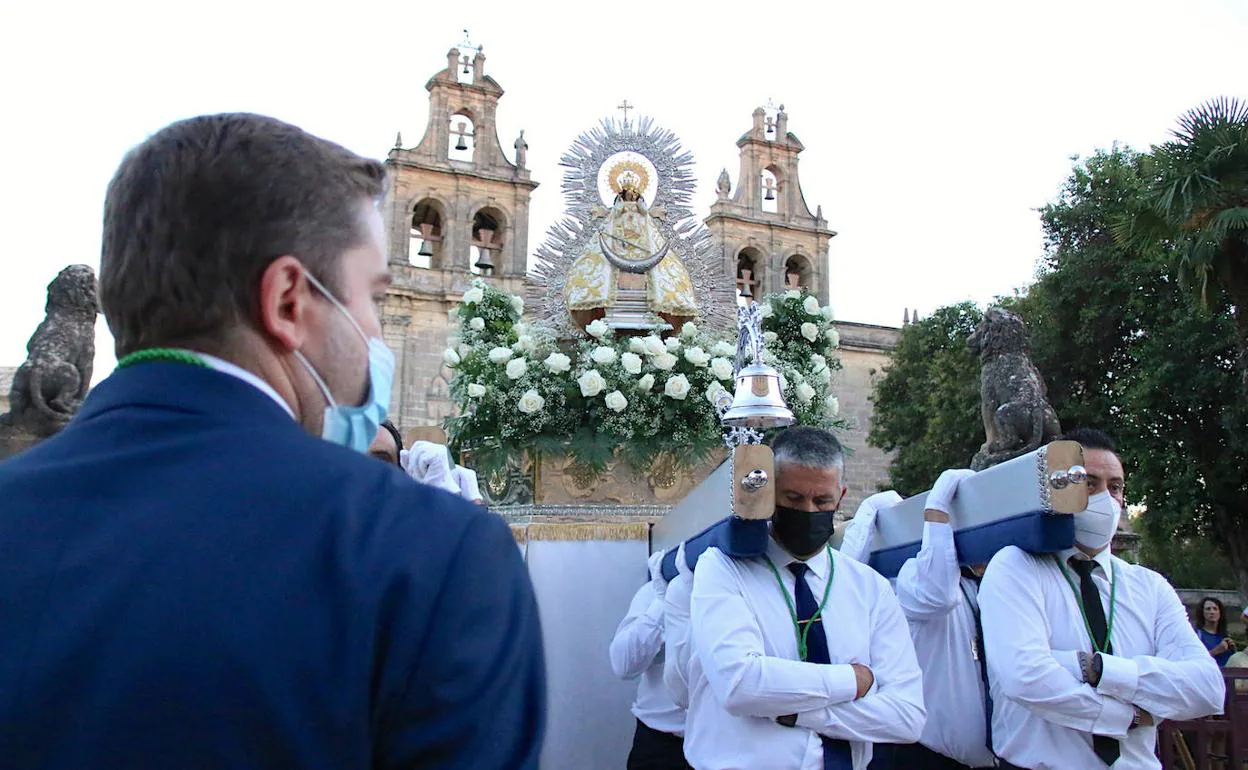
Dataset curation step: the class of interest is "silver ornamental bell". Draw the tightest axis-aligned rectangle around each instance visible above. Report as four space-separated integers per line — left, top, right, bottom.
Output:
722 362 794 429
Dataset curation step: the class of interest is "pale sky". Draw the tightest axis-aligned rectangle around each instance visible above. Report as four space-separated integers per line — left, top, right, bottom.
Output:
2 0 1245 385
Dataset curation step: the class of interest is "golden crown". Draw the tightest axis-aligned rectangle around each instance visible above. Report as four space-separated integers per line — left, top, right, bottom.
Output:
607 159 650 197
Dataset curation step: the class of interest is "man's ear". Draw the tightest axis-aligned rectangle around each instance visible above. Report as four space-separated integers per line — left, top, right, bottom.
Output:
257 256 315 353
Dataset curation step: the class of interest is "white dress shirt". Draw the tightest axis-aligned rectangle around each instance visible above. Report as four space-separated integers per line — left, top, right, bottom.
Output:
684 538 926 770
663 572 695 710
609 580 686 735
894 522 995 768
980 545 1225 770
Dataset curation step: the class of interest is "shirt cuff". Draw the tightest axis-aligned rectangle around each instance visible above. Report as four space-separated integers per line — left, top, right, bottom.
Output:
1092 691 1136 738
823 663 860 705
1095 653 1140 703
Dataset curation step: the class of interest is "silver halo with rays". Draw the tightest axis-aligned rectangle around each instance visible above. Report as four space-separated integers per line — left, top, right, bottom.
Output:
527 115 736 338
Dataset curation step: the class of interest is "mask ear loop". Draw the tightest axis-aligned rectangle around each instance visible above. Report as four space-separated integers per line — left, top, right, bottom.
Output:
303 270 370 344
293 350 339 409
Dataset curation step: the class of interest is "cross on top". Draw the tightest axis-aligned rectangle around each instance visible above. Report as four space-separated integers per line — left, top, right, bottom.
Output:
617 100 634 124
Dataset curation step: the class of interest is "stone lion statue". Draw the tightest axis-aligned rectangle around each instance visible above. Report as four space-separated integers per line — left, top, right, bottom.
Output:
967 306 1061 471
1 265 99 438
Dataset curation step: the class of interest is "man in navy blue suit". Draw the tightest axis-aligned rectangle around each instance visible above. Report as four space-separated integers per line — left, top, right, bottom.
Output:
0 113 545 769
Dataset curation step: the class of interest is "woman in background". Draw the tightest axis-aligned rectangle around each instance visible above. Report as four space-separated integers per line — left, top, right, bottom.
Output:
1195 596 1237 667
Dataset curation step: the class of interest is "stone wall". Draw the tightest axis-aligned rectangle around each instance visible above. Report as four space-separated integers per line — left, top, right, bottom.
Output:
832 321 900 515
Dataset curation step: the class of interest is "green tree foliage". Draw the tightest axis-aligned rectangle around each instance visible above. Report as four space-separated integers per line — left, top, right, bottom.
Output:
867 302 984 496
869 146 1248 594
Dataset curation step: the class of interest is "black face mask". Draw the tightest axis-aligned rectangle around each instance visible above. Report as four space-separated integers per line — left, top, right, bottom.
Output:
772 505 837 559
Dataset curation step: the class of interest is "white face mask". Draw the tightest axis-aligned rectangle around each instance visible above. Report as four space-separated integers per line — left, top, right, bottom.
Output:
1073 490 1122 551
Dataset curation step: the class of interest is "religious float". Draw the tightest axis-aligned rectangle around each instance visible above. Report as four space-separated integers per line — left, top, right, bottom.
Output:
442 112 846 768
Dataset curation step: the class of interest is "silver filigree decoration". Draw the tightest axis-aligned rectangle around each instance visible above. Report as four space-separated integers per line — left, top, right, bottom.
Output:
528 115 737 338
1036 445 1051 513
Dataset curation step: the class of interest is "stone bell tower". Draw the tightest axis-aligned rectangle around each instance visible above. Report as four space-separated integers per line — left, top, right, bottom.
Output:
380 40 538 433
705 105 835 306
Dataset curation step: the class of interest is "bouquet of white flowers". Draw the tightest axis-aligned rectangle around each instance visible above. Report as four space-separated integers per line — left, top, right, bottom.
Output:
443 279 847 481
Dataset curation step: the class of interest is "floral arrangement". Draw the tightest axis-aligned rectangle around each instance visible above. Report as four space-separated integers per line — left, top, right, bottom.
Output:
443 279 846 480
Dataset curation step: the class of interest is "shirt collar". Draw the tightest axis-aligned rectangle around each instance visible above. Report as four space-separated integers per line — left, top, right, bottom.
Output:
765 535 830 581
1059 545 1113 576
196 352 296 420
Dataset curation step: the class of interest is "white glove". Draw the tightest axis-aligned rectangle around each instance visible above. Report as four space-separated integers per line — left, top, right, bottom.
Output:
926 469 976 517
839 490 902 563
648 550 669 598
452 465 483 504
673 542 692 577
400 441 461 496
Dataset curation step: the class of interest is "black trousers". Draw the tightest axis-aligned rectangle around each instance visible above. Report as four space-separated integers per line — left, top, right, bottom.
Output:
869 742 984 770
626 718 692 770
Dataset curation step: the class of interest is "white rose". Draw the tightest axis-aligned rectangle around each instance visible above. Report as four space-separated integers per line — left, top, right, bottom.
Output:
785 289 801 300
511 295 525 314
628 338 647 354
680 322 699 339
514 334 537 354
664 337 681 353
636 373 655 393
621 352 643 374
816 367 832 384
505 358 528 380
458 343 469 357
821 306 834 321
544 352 572 373
443 348 461 366
811 353 828 372
467 383 486 398
518 389 545 414
826 394 840 416
652 352 678 371
664 374 691 400
826 328 840 347
591 346 618 366
710 357 735 381
642 335 667 357
470 317 485 331
763 331 778 344
604 390 628 412
796 382 816 404
586 318 610 339
711 341 736 357
759 303 774 319
462 287 484 304
706 382 728 406
514 322 530 337
578 369 606 397
801 322 819 342
684 346 710 367
803 296 821 316
488 347 514 364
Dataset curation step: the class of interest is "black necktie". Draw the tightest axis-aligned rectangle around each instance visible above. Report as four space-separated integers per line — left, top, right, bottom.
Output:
788 562 853 770
960 569 994 758
1070 558 1120 767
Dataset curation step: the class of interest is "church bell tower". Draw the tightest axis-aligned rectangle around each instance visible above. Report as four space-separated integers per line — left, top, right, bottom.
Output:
380 39 537 433
705 105 835 306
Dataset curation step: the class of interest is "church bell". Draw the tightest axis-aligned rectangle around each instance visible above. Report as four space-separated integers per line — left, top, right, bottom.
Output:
722 362 794 429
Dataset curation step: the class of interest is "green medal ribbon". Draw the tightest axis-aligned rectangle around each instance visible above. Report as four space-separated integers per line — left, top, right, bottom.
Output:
1053 554 1117 654
765 546 835 662
115 348 208 370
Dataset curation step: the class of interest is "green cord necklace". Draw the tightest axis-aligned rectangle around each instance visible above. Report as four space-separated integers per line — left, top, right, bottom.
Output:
765 546 835 662
115 348 208 370
1054 554 1117 654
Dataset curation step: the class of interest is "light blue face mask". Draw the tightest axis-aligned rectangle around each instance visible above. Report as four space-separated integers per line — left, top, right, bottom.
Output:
294 271 396 454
